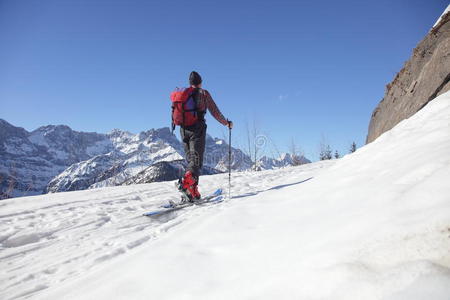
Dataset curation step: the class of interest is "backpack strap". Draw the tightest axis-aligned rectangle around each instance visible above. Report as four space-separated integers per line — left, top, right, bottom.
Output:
171 104 175 133
183 88 198 112
192 88 206 121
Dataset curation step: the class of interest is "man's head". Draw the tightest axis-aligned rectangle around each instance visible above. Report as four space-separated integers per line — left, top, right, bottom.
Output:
189 71 202 87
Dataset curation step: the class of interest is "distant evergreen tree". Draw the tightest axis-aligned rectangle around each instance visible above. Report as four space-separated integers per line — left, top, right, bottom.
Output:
320 145 332 160
319 147 326 160
319 151 325 161
349 142 357 153
325 145 332 160
334 150 340 159
319 135 333 161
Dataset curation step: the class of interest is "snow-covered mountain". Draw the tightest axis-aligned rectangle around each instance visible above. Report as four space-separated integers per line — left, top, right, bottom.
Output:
45 127 254 193
0 120 110 198
45 127 186 193
0 121 268 198
1 92 449 300
256 152 311 170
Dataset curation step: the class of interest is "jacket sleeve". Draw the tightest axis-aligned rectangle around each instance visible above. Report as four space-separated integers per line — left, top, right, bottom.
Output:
204 90 228 126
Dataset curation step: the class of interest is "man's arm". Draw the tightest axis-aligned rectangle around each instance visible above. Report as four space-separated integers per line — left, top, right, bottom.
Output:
203 90 229 126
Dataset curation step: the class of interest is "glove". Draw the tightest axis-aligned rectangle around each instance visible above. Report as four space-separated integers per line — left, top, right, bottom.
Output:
227 120 233 129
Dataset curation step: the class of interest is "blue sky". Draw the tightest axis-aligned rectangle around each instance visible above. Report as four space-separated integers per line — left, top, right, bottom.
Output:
0 0 447 160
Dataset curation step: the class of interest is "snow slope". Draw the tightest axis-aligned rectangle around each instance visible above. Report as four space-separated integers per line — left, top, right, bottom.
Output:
1 91 450 299
0 162 332 299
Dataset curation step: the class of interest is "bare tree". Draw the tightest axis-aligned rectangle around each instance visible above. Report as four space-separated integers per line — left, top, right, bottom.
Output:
22 181 34 197
0 174 4 199
244 119 265 171
252 120 259 170
290 138 306 166
5 163 17 199
266 135 282 161
245 121 252 166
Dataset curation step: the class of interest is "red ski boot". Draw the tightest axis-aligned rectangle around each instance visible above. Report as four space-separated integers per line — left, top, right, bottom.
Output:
180 171 201 201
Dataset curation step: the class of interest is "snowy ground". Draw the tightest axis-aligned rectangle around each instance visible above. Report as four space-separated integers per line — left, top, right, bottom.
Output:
1 92 450 300
0 162 333 299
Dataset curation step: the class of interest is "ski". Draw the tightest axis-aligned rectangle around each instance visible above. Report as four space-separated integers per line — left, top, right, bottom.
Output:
143 188 223 217
162 188 223 208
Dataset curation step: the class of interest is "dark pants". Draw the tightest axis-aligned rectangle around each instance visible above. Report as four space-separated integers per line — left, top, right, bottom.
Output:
180 121 206 183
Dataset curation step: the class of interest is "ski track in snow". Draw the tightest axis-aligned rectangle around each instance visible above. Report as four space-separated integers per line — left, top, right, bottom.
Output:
0 161 331 300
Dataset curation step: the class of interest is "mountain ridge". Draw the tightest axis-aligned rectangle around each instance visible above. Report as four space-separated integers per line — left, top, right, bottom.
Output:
0 119 309 199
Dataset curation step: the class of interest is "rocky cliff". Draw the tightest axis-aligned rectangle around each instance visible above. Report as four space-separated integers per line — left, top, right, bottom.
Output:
366 7 450 143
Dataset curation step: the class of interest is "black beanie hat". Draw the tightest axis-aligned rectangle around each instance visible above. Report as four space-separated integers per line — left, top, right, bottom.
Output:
189 71 202 86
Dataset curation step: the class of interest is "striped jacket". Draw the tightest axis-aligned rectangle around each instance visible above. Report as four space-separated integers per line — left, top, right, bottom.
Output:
195 89 228 126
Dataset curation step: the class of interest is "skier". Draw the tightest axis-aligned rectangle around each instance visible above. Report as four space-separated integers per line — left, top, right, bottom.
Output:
171 71 233 201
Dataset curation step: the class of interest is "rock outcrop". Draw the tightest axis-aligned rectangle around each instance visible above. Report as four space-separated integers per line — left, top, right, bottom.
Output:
366 7 450 143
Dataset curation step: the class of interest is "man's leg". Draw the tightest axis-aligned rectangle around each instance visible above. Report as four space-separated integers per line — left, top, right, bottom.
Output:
179 123 205 200
180 127 198 199
181 127 195 175
189 122 206 183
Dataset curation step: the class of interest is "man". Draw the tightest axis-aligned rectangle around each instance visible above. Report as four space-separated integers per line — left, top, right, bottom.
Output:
178 71 232 200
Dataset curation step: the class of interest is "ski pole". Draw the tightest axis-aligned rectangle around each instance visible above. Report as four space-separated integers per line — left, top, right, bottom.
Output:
228 125 232 199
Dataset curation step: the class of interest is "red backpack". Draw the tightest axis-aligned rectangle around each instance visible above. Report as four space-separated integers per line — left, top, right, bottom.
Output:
171 87 199 130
